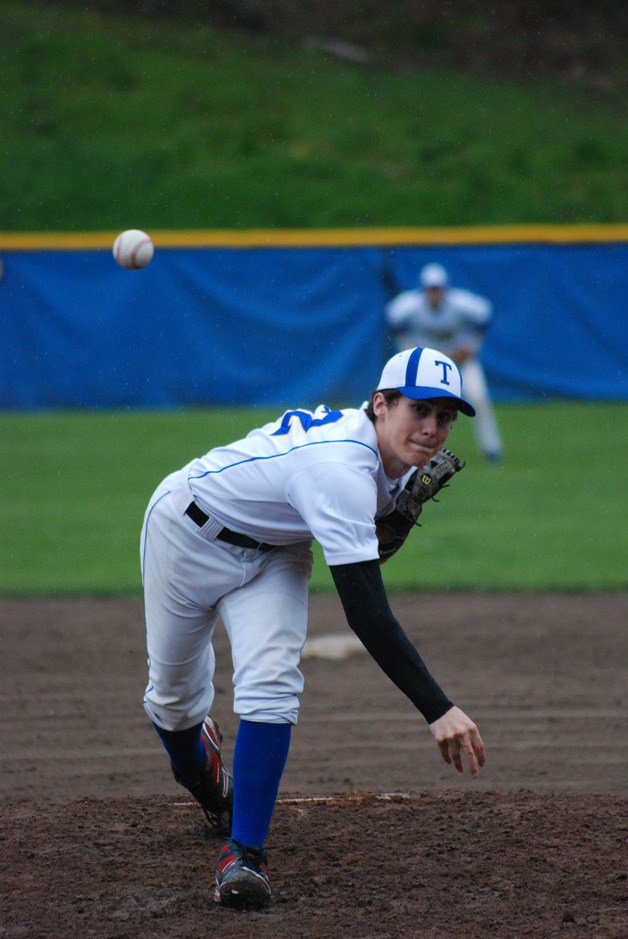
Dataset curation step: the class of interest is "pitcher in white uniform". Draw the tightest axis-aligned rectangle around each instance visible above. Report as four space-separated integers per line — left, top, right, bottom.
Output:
386 263 503 462
140 345 486 911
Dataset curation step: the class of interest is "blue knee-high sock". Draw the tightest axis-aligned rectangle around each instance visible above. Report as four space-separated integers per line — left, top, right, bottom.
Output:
152 721 206 783
231 719 292 849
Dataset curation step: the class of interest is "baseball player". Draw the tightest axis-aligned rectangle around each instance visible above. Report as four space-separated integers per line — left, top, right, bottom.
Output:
140 345 486 911
386 263 503 462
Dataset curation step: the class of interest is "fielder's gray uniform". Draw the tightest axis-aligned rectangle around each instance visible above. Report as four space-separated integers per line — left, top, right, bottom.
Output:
386 286 502 461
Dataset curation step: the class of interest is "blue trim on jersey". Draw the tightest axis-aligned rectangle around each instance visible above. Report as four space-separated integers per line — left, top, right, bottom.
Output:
187 437 378 480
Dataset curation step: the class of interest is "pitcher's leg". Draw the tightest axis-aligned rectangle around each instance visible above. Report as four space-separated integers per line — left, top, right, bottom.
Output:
231 719 292 847
214 545 312 908
141 487 246 833
142 555 219 732
141 483 248 730
219 544 312 726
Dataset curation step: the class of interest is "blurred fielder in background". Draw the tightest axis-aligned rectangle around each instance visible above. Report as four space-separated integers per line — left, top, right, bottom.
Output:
386 262 503 462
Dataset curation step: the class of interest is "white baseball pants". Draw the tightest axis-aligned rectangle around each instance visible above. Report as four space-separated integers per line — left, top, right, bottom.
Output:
140 469 313 731
460 359 503 458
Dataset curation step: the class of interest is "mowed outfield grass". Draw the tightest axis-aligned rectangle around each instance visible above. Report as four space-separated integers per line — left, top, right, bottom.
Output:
1 402 626 596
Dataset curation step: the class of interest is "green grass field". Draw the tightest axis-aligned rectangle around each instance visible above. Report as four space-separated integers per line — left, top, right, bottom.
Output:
2 402 626 596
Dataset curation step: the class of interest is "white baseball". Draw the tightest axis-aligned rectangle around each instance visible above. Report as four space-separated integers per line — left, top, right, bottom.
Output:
112 229 154 269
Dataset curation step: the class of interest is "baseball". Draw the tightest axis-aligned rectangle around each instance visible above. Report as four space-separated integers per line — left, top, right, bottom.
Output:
112 229 154 269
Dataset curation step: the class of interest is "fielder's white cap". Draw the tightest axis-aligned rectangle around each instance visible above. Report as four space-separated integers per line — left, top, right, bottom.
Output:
420 262 448 288
376 346 476 416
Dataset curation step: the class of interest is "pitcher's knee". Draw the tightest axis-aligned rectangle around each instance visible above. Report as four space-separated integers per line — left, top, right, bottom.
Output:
143 687 213 732
234 687 300 725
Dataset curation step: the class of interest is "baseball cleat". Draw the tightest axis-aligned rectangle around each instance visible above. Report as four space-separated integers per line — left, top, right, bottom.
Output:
171 716 233 837
214 839 271 910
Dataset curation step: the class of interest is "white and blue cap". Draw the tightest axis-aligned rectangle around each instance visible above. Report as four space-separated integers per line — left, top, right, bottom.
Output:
376 346 476 416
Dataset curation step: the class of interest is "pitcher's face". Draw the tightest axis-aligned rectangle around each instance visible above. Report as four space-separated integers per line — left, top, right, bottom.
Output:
373 394 457 477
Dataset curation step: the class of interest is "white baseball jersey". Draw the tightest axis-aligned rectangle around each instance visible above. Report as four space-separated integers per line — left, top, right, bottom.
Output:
185 405 413 566
142 402 452 729
386 287 492 356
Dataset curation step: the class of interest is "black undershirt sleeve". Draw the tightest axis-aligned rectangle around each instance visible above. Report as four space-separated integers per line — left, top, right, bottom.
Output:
329 559 453 724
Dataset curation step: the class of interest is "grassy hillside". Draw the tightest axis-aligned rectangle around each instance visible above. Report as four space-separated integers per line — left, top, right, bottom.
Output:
1 1 626 230
1 403 626 596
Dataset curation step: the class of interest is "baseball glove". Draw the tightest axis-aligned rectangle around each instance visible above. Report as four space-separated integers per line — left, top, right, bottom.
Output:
376 447 464 563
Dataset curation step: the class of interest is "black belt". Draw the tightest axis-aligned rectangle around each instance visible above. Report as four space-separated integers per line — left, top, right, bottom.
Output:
185 502 276 552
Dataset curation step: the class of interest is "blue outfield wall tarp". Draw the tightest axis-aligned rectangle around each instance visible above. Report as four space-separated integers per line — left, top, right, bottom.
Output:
385 241 628 402
1 231 627 410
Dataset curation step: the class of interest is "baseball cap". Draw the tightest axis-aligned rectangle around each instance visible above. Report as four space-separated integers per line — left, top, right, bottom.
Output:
420 262 448 288
376 346 476 416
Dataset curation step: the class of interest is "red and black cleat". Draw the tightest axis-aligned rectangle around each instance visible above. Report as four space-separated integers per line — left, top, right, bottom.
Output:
214 838 271 910
171 716 233 837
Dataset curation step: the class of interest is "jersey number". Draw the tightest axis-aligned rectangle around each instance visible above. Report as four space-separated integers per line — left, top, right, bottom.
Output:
271 406 343 436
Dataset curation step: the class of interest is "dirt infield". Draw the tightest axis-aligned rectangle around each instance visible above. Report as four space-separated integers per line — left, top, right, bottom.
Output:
1 593 626 938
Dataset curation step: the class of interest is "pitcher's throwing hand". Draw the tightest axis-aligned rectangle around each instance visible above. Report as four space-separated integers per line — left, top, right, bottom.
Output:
429 705 486 777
